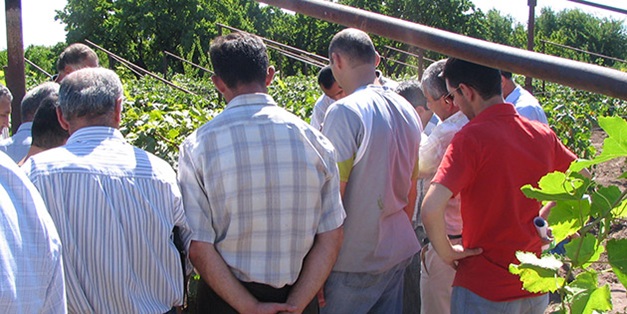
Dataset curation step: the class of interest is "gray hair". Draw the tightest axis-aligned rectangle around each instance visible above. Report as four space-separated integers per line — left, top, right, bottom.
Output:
421 59 448 100
21 82 59 122
395 80 427 110
0 85 13 103
58 68 123 121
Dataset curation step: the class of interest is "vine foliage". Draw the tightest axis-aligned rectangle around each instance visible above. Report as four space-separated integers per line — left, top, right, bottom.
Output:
510 116 627 314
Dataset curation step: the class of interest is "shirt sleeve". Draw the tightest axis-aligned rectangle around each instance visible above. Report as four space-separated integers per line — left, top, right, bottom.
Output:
177 140 216 244
321 104 363 182
432 132 478 196
316 145 346 234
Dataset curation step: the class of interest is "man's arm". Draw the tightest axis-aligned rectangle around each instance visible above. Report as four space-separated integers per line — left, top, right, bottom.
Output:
189 241 296 314
285 227 343 312
421 183 481 268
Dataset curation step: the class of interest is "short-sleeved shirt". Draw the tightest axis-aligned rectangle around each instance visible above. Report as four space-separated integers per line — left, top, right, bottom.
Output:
432 103 576 301
23 126 192 313
179 93 345 288
506 85 548 124
322 84 422 273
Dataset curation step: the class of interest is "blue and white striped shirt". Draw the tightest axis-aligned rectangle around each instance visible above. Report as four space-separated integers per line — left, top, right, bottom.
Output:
0 151 66 313
23 126 192 313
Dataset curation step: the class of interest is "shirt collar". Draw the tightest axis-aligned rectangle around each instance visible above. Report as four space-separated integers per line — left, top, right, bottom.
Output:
473 103 518 123
67 126 125 145
226 93 277 110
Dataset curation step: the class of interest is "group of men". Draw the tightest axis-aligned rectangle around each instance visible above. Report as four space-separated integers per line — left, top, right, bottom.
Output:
1 27 577 314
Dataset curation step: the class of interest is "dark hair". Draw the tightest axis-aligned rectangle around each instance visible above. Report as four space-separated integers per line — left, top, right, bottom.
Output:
500 70 513 79
31 95 68 149
395 80 427 109
328 28 377 66
441 58 501 100
57 43 99 72
21 82 59 122
317 66 336 90
210 32 268 89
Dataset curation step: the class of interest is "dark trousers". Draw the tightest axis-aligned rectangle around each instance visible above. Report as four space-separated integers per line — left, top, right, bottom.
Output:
195 277 319 313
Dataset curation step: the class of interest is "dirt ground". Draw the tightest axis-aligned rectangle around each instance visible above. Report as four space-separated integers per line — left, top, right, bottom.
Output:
546 128 627 313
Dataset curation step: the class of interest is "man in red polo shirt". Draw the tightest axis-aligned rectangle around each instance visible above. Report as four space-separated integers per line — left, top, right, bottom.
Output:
421 58 577 313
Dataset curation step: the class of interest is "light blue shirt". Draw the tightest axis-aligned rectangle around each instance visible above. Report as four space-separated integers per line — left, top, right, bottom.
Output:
0 122 32 163
23 126 192 313
0 151 66 313
506 85 549 124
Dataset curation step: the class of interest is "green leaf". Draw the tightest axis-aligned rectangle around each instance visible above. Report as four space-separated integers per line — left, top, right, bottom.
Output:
521 172 587 201
570 116 627 172
564 234 604 268
509 251 564 293
565 271 612 314
591 186 623 218
607 239 627 290
548 199 590 243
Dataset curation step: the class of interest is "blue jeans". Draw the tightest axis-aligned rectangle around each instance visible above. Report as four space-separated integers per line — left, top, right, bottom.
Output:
451 286 548 314
321 258 410 314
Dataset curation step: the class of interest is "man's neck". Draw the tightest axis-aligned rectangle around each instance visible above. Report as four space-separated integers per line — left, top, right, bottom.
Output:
342 64 379 95
502 80 516 99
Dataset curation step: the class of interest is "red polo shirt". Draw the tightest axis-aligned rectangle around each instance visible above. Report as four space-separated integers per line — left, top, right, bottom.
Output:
433 103 576 301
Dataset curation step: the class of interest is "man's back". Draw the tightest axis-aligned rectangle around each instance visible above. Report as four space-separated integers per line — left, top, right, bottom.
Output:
323 85 422 273
433 104 575 301
0 122 32 162
180 94 344 288
0 152 66 313
24 126 190 313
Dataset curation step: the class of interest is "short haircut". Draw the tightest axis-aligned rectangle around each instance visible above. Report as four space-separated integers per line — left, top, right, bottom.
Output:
21 82 59 122
209 32 268 89
0 85 13 102
441 58 502 100
318 65 336 90
395 80 427 110
31 95 68 149
328 28 377 66
58 68 123 121
421 59 448 100
500 70 513 79
56 43 99 72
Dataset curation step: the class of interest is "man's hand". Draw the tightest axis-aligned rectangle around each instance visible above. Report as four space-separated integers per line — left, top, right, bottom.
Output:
443 244 482 269
253 302 297 314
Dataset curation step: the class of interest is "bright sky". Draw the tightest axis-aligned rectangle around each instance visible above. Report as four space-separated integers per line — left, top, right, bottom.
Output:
0 0 625 50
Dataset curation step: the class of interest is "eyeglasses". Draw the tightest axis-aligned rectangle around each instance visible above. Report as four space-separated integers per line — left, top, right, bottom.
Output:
444 86 461 101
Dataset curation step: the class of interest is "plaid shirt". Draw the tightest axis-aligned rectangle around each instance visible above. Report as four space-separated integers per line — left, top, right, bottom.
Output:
179 93 345 288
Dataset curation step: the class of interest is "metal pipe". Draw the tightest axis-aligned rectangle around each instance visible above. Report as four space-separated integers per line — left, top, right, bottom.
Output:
5 0 26 132
24 58 52 78
256 0 627 101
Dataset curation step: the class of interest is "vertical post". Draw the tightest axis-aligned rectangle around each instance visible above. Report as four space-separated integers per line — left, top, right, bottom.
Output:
417 48 424 80
525 0 536 93
5 0 25 134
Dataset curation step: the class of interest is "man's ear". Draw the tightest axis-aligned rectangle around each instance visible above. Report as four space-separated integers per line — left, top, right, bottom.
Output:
113 97 123 126
56 107 70 131
331 52 342 69
374 52 381 67
459 83 474 101
211 75 228 94
265 66 275 87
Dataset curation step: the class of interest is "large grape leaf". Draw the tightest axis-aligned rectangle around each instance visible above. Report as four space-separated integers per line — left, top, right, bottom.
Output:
547 199 590 243
570 116 627 172
564 271 612 314
509 251 564 293
564 234 604 268
521 172 587 201
607 239 627 290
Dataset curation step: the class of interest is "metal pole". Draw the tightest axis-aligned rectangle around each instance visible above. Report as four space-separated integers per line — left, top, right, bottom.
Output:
255 0 627 101
5 0 25 133
525 0 536 93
